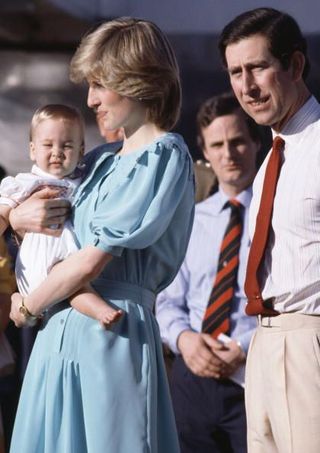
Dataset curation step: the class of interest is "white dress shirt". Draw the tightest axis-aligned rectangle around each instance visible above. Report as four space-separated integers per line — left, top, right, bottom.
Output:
156 186 257 354
249 96 320 314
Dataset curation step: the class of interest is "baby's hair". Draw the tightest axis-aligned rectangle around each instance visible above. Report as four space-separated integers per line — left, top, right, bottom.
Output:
30 104 85 144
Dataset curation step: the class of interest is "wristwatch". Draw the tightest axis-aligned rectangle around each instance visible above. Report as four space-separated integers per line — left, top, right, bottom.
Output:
19 298 39 322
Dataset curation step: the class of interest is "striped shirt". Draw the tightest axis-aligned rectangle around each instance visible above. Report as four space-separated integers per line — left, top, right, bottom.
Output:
156 186 256 354
249 96 320 314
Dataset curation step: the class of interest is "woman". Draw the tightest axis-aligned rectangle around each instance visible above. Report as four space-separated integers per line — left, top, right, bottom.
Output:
9 18 194 453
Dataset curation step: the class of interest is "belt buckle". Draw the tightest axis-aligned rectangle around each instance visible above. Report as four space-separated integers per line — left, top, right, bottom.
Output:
258 314 272 328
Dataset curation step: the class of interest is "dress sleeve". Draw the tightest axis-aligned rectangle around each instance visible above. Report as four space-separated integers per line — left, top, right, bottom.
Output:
0 174 45 207
89 141 193 256
0 176 24 207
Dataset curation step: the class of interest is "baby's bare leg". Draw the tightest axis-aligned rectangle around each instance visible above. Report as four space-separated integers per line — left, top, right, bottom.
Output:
98 304 123 327
70 285 123 326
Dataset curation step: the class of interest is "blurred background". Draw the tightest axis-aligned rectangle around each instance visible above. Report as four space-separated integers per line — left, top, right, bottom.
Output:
0 0 319 174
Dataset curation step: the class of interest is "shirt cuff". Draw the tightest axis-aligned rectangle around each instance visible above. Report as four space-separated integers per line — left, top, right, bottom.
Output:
168 321 192 355
235 329 256 355
0 198 18 208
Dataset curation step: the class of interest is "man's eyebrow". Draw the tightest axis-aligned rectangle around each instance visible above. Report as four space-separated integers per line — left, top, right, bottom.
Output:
208 139 223 146
228 59 269 72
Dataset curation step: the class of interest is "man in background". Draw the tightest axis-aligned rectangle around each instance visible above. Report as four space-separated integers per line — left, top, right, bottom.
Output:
156 92 260 453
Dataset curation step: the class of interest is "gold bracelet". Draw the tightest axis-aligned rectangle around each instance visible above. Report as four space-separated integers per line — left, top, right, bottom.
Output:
19 298 39 321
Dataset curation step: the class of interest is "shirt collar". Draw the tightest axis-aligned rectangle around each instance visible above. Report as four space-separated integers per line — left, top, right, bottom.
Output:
31 164 59 179
209 186 252 214
272 96 320 146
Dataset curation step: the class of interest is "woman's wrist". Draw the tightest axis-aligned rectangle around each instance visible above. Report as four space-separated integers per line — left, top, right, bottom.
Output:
20 297 41 319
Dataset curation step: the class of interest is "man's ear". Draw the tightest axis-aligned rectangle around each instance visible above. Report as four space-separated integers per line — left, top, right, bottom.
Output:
29 142 36 161
290 50 306 82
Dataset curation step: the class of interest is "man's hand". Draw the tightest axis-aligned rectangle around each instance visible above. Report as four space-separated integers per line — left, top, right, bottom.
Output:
177 330 229 378
215 339 246 378
9 188 71 237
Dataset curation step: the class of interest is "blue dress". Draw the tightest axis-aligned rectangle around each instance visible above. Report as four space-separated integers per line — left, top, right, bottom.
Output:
10 133 194 453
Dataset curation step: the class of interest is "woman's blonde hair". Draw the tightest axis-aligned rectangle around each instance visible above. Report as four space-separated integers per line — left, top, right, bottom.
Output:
70 17 181 131
30 104 85 144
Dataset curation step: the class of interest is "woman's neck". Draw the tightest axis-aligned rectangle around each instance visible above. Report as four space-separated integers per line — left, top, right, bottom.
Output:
119 123 167 155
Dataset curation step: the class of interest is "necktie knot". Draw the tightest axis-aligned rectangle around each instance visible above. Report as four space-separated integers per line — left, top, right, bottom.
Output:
273 136 285 152
225 199 243 215
229 198 241 208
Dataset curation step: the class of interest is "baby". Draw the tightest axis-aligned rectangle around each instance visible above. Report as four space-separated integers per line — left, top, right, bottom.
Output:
0 104 122 326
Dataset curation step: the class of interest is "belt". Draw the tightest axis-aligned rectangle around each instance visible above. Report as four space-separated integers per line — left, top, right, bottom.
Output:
92 279 155 311
40 300 70 326
258 314 280 327
258 312 320 330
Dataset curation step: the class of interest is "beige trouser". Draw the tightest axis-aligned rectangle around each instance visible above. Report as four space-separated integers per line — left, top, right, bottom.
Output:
245 313 320 453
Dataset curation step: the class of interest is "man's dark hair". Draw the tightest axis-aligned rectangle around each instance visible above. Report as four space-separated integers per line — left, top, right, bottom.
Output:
196 92 261 150
218 7 310 80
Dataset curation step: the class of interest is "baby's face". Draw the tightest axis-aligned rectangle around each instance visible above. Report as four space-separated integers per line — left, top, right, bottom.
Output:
29 118 84 178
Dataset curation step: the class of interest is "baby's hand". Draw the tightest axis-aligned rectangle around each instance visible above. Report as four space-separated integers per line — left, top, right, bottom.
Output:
99 307 123 329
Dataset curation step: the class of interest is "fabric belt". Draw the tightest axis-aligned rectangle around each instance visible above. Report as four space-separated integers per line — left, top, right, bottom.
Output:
40 300 71 327
40 280 155 329
44 300 70 316
92 278 156 311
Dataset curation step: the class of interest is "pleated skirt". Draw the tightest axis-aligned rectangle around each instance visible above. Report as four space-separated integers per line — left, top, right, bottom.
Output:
10 282 180 453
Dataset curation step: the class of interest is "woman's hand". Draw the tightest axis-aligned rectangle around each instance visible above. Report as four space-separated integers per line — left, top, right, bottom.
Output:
9 187 71 237
10 292 39 328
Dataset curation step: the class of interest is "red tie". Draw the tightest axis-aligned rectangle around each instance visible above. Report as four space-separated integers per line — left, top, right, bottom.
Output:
202 199 243 337
245 136 285 316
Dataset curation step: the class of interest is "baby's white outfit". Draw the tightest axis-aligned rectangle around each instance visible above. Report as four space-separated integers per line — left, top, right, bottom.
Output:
0 164 81 296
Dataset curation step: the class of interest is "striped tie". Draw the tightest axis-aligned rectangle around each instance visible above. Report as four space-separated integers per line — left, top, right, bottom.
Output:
202 199 243 338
